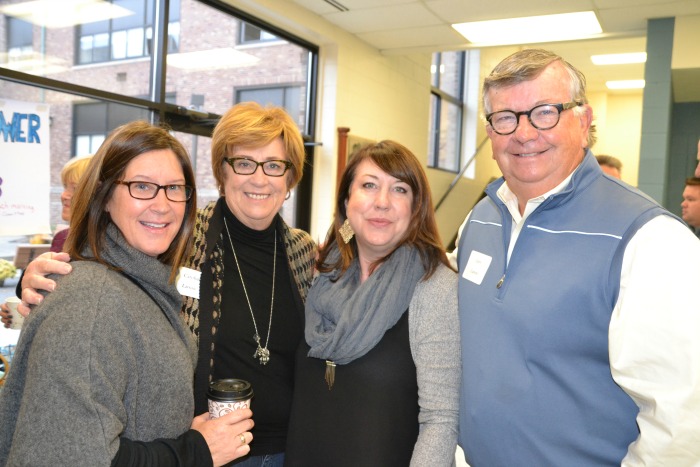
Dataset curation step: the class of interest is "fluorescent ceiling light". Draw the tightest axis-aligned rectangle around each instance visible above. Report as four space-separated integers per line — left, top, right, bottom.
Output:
0 0 132 28
167 48 260 71
452 11 602 46
591 53 647 65
606 80 645 89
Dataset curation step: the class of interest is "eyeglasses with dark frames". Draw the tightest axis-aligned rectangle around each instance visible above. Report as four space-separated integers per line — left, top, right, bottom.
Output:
224 157 292 177
114 181 193 202
486 101 583 135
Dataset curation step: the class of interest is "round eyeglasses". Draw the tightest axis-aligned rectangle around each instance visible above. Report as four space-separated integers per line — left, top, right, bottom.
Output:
114 181 193 202
225 157 292 177
486 101 583 135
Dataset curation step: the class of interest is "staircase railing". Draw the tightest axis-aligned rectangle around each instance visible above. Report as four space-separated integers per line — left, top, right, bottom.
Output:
434 136 489 211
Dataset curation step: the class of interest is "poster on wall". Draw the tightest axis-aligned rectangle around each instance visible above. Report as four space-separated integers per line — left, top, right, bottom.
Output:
0 98 51 236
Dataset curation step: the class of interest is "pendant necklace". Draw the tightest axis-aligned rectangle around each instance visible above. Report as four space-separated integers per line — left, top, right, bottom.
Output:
224 217 276 365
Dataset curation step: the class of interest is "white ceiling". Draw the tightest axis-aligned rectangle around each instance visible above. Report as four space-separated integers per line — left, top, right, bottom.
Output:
290 0 700 97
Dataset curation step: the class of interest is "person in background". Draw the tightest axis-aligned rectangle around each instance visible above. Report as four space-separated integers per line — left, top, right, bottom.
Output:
0 156 92 326
6 103 317 467
454 49 700 465
285 141 460 466
0 121 253 466
695 138 700 178
52 155 93 252
681 177 700 238
0 157 91 327
595 154 622 179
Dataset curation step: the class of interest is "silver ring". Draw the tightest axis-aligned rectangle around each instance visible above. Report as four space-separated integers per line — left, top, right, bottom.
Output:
239 433 246 445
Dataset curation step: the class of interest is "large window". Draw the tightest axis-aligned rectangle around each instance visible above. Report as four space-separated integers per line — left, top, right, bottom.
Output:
428 52 465 172
427 50 480 176
1 0 318 231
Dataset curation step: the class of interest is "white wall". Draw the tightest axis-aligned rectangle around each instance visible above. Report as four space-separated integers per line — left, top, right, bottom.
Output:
588 91 644 187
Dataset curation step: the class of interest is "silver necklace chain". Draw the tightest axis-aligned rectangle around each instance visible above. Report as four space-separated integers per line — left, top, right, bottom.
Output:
223 217 276 365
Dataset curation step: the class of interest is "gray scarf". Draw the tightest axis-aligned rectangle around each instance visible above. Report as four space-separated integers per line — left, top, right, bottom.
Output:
305 244 425 365
97 224 196 367
0 224 196 461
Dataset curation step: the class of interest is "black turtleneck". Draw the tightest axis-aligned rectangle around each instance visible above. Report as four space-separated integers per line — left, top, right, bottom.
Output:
215 203 302 458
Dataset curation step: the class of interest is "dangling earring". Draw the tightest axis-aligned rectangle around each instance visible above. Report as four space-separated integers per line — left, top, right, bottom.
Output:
285 191 291 200
339 219 354 244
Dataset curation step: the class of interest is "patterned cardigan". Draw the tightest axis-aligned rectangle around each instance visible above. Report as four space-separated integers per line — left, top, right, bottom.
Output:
180 198 317 411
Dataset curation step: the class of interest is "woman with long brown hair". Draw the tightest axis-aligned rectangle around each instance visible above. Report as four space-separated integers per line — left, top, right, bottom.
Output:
285 141 460 466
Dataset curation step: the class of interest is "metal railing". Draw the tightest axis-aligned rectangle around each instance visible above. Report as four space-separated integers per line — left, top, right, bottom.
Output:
434 136 489 211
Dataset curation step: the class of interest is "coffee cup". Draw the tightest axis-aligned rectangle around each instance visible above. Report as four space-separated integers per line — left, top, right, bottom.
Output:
207 378 253 419
5 297 24 330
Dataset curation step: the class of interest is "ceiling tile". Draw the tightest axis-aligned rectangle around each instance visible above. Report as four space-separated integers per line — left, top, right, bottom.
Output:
323 3 442 33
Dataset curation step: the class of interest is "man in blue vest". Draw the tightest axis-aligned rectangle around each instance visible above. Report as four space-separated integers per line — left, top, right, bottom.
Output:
454 49 700 465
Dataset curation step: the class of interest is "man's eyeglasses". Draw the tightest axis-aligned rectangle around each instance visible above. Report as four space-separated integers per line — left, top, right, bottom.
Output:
224 157 292 177
486 101 583 135
114 181 193 202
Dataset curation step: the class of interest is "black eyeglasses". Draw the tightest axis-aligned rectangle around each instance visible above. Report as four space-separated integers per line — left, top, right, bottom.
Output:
114 181 193 202
486 101 583 135
224 157 292 177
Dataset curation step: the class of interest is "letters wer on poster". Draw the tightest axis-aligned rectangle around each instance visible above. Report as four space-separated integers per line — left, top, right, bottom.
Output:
0 99 52 236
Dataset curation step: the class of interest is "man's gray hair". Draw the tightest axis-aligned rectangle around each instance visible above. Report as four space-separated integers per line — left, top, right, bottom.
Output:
482 48 596 148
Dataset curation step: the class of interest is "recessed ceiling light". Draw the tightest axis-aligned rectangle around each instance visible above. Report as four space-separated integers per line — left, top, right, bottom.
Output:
452 11 602 46
606 80 645 89
591 53 647 65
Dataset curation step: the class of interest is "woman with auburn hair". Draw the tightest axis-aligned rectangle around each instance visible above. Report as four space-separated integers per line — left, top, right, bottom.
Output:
285 140 460 466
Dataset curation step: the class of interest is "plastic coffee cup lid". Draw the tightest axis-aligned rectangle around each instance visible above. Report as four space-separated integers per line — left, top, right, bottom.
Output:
207 378 253 401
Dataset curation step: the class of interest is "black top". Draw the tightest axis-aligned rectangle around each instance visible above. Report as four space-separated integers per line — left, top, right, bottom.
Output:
285 312 419 467
112 431 212 467
215 205 303 458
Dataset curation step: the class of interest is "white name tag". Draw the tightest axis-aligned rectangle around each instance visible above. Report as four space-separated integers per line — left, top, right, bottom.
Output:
176 267 201 299
462 250 492 285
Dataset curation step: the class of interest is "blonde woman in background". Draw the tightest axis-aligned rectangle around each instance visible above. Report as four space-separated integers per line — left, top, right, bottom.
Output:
51 155 93 252
0 156 94 329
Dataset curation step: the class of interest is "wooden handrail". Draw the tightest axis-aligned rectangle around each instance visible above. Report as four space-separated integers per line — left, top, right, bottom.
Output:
337 127 350 187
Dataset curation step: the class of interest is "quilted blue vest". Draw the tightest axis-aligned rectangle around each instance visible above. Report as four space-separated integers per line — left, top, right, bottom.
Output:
457 152 672 466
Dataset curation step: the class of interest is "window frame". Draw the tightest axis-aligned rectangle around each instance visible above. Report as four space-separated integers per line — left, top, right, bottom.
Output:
428 51 467 173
